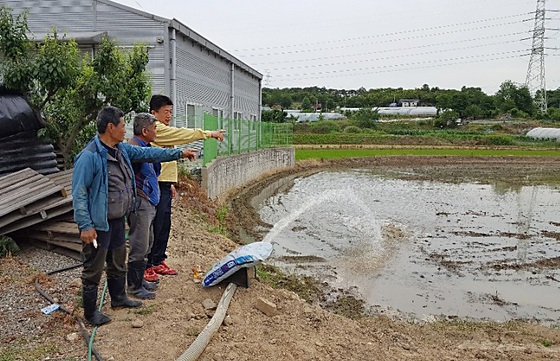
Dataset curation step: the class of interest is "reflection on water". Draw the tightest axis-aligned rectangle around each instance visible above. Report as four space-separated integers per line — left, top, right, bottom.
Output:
258 169 560 323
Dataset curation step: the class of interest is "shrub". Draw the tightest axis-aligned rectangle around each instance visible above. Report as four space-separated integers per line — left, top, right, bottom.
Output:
344 125 362 133
309 120 340 134
435 110 459 128
0 236 19 258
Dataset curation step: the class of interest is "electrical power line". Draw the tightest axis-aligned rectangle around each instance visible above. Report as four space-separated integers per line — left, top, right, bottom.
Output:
235 13 527 52
267 40 525 71
272 49 527 79
240 21 528 58
251 32 526 66
270 53 525 87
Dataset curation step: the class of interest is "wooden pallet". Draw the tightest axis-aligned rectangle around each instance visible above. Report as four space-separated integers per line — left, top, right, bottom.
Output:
0 168 69 235
13 219 82 253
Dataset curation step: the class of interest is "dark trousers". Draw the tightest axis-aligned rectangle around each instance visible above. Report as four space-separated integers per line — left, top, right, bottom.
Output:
82 218 127 287
147 182 172 268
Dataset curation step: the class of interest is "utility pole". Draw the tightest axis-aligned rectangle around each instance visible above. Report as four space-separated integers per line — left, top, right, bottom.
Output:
525 0 547 114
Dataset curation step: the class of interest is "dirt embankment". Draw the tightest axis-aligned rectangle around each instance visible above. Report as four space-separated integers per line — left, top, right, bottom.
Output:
2 156 560 360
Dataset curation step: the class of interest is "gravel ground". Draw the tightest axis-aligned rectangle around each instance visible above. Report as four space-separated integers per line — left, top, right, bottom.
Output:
0 242 87 360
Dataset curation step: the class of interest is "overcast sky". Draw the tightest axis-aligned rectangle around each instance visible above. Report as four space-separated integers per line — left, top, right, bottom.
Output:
112 0 560 95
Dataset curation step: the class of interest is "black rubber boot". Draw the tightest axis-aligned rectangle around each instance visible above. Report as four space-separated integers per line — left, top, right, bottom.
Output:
142 279 158 291
107 275 142 308
82 284 111 326
127 262 155 300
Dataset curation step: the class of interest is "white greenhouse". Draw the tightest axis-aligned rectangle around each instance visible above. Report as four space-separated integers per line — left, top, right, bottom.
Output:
526 128 560 142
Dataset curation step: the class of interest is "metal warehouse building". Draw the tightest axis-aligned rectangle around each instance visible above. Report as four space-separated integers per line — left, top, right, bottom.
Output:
5 0 262 127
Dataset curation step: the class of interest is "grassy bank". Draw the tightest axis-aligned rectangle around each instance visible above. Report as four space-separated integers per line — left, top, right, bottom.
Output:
295 147 560 160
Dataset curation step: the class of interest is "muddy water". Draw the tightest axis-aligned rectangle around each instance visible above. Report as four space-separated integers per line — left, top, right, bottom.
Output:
258 169 560 324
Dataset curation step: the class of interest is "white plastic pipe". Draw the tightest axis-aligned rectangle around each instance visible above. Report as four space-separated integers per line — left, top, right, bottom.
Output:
176 283 238 361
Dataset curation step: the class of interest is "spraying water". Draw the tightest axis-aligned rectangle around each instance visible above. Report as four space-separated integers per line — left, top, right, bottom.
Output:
257 170 560 324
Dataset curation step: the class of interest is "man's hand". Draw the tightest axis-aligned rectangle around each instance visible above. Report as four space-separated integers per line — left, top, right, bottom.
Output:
80 228 97 244
210 129 226 142
171 184 177 199
181 148 198 161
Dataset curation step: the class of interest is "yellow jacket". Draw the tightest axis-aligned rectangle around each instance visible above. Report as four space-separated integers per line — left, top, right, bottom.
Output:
153 121 212 183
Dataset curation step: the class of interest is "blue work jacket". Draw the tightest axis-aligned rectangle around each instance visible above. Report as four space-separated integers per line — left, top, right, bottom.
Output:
72 135 183 232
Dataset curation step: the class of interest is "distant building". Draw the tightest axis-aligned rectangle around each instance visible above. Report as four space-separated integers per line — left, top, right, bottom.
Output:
376 106 437 116
339 107 437 117
526 128 560 142
285 111 344 123
399 99 419 107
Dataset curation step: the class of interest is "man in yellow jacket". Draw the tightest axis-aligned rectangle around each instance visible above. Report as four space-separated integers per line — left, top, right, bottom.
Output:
145 95 225 281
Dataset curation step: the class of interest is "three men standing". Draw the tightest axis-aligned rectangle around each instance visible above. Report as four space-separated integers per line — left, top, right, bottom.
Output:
72 106 198 325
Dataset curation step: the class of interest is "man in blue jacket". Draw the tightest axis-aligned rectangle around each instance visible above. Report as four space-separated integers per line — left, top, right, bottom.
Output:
72 106 194 326
126 113 197 299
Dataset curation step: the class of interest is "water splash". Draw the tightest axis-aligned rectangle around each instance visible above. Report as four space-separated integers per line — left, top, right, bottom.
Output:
263 188 382 243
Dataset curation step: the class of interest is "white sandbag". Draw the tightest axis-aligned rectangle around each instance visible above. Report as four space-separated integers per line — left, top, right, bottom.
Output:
203 241 273 287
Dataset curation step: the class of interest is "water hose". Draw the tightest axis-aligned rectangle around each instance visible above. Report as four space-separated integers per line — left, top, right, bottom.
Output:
34 263 105 361
88 281 108 361
176 283 238 361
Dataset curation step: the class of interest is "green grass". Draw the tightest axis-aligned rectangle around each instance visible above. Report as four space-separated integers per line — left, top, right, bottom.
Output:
134 303 158 316
295 148 560 160
0 341 58 361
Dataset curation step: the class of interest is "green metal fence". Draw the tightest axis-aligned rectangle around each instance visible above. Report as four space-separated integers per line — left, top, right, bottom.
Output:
201 114 293 166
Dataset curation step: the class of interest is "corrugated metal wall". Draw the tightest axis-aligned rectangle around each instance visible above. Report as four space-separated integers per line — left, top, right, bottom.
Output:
175 38 232 119
6 0 261 122
93 1 169 95
4 0 94 32
7 0 169 101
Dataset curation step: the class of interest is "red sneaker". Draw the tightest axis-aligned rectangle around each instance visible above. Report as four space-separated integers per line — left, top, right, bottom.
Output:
153 261 177 276
144 268 160 283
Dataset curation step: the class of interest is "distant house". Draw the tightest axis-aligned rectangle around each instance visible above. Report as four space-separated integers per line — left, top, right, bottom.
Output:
6 0 262 126
399 99 419 107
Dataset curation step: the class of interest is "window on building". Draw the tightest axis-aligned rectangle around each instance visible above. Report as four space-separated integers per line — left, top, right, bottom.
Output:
233 111 243 130
212 107 224 128
186 103 203 128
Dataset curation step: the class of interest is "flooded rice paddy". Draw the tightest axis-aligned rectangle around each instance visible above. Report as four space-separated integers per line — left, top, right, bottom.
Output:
257 169 560 324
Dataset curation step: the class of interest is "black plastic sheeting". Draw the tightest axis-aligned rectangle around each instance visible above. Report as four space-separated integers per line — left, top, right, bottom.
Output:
0 92 42 138
0 89 59 176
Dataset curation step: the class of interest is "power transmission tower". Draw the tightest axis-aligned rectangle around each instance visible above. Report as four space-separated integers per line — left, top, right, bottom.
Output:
525 0 547 114
263 69 271 88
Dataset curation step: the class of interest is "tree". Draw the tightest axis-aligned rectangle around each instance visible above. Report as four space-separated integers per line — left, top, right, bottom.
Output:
350 108 378 129
261 109 287 123
463 104 483 120
434 109 459 128
0 6 151 167
494 80 533 117
301 96 313 112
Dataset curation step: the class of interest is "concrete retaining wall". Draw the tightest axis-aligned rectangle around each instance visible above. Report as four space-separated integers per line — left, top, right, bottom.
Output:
201 148 295 200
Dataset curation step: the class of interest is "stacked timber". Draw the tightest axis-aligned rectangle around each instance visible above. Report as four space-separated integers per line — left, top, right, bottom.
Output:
0 168 82 254
18 219 81 253
0 168 70 234
33 170 82 252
